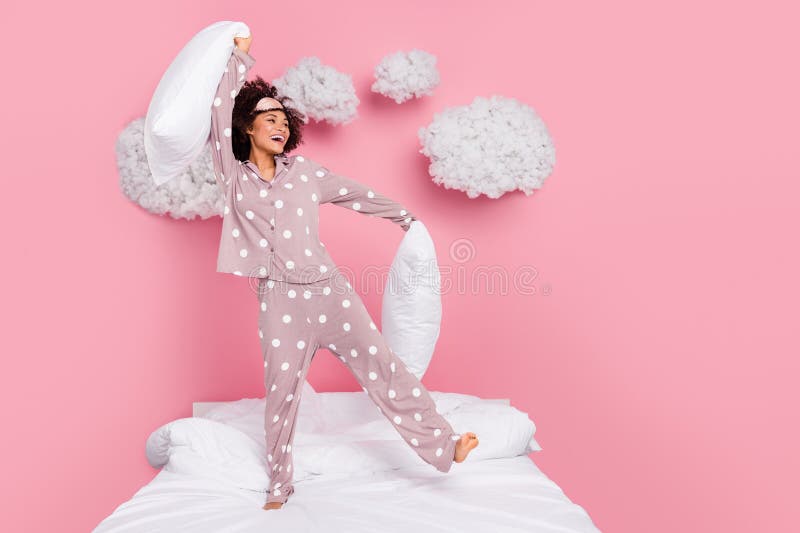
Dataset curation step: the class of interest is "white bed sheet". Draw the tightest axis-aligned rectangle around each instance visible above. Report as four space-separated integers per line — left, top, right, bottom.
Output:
93 454 599 533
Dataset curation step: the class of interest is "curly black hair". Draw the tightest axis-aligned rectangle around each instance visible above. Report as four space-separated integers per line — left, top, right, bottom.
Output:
231 76 305 161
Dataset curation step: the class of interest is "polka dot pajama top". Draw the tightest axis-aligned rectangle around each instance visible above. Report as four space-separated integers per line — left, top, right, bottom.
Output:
210 47 418 283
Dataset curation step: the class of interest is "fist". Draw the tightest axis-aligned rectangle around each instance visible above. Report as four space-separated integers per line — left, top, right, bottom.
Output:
234 35 252 54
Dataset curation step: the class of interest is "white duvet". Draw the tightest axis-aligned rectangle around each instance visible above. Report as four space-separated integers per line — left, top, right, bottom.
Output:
145 383 542 491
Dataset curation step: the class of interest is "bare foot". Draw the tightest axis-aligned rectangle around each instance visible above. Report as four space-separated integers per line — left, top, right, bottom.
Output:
454 432 479 463
262 501 284 511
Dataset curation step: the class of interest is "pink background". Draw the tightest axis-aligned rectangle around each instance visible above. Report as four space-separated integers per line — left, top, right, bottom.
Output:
2 1 798 531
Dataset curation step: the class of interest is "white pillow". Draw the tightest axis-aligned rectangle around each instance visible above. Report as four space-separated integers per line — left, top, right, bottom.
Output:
144 20 251 186
381 220 441 379
145 416 272 490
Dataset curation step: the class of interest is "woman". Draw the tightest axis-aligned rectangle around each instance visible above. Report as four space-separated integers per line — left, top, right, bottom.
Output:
210 34 479 511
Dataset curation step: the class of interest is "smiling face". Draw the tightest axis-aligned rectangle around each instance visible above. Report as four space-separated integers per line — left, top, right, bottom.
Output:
246 109 291 156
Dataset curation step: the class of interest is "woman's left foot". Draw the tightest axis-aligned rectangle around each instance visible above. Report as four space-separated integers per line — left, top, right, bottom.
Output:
454 432 479 463
262 502 284 511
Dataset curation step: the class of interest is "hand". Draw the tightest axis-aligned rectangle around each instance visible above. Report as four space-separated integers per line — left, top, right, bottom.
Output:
234 35 252 54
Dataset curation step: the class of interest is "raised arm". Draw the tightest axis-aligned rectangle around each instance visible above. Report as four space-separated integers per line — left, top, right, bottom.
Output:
315 164 418 231
209 45 256 193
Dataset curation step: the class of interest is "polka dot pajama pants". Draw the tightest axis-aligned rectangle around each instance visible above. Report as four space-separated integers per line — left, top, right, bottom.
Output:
256 276 460 505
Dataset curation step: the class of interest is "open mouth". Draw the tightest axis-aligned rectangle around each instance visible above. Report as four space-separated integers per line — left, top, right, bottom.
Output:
270 134 286 144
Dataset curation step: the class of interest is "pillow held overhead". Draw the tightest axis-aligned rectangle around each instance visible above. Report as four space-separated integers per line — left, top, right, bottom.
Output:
381 220 442 380
144 21 251 186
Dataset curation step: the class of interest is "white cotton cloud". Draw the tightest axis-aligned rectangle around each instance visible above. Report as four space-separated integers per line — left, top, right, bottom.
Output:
271 57 359 126
371 49 440 104
417 96 556 199
116 117 224 220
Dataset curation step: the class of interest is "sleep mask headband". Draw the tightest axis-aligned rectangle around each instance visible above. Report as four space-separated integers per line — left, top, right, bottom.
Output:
254 97 285 113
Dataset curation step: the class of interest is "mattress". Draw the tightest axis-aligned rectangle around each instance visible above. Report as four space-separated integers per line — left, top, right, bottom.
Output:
92 388 600 532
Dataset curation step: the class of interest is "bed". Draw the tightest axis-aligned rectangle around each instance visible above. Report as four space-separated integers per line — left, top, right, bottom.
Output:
92 383 600 532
